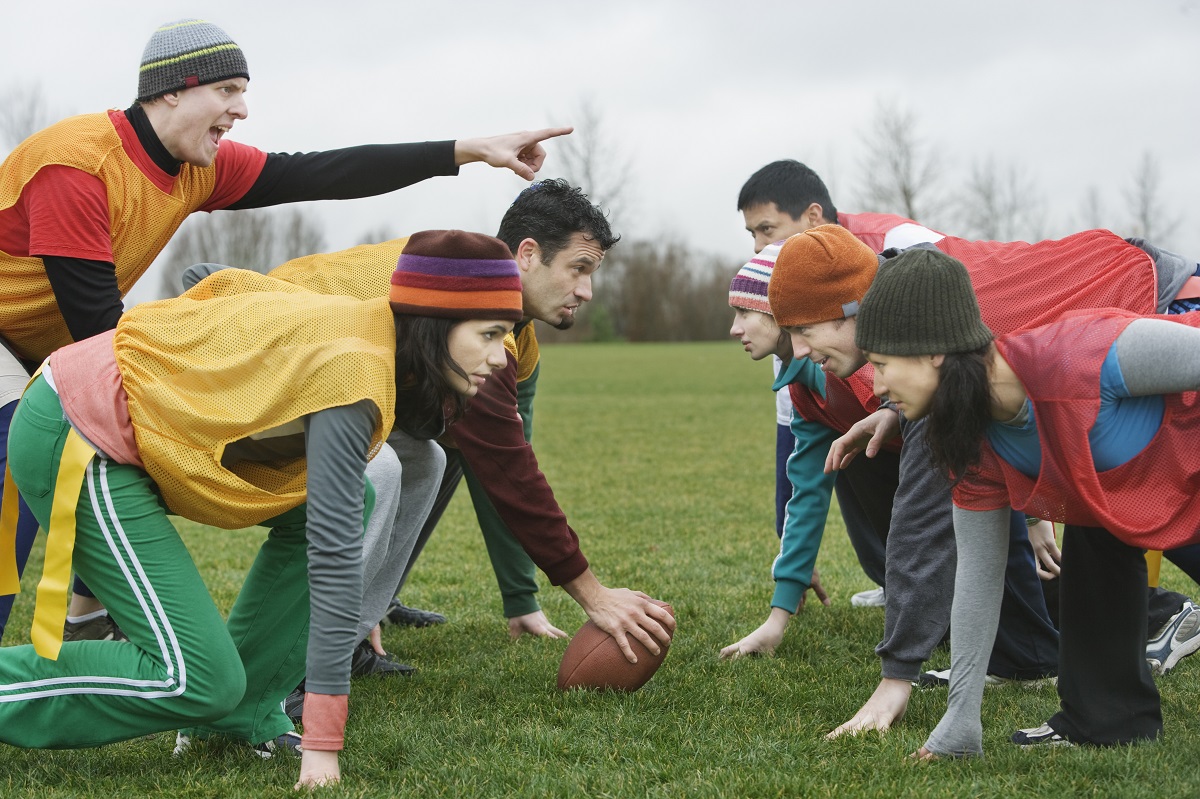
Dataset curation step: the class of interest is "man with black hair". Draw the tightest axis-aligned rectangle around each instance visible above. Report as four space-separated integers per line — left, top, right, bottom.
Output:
734 160 942 608
192 181 667 724
388 178 624 640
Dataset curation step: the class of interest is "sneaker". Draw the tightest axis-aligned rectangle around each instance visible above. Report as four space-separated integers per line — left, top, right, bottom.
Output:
251 731 303 759
172 732 192 757
283 684 305 724
1011 723 1073 747
1146 600 1200 675
349 640 416 678
63 614 128 643
916 668 1057 689
850 587 885 608
383 598 447 627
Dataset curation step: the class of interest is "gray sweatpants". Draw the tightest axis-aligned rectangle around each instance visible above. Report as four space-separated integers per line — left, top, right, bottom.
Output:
356 431 445 642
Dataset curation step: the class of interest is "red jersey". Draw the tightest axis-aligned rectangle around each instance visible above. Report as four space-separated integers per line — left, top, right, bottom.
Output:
954 310 1200 550
791 230 1159 436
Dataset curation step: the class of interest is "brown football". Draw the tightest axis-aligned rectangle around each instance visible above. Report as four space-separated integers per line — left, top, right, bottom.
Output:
556 602 674 692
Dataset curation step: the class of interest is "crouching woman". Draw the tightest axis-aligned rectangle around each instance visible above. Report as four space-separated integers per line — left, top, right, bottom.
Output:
839 247 1200 758
0 230 523 789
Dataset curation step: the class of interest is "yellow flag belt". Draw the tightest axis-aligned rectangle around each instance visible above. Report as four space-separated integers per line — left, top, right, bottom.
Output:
0 372 96 660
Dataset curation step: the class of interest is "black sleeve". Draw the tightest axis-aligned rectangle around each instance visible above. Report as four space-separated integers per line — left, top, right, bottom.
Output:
227 140 459 209
41 255 124 342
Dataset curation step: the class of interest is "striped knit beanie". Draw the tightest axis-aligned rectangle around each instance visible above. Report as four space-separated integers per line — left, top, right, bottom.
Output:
856 248 993 356
389 230 524 322
768 224 880 327
137 19 249 101
729 241 783 314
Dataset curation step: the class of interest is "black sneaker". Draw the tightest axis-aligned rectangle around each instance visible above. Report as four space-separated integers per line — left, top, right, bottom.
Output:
251 730 303 759
383 598 447 628
283 684 305 724
349 640 416 678
1011 723 1073 747
63 614 128 643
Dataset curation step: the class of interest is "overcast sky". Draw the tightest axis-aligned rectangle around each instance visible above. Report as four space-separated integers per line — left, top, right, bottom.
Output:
6 1 1200 305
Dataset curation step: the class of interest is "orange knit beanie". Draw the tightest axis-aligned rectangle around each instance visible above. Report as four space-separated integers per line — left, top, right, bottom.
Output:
768 224 880 327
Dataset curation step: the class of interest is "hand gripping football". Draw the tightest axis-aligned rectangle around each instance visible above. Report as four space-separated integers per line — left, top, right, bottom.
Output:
556 601 674 692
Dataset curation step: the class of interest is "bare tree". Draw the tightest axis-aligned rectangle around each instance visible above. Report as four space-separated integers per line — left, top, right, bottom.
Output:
1127 151 1181 244
956 157 1045 241
158 208 326 296
534 98 637 341
580 239 731 342
0 83 58 152
856 101 945 225
552 98 636 234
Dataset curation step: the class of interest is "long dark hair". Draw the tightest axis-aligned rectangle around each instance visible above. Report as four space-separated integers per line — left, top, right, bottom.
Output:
392 314 471 440
924 342 995 484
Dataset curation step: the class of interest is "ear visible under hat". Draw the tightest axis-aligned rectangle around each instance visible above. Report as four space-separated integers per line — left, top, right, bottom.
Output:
138 19 249 102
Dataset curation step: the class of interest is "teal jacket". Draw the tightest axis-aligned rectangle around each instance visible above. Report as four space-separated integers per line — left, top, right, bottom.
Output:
771 358 838 613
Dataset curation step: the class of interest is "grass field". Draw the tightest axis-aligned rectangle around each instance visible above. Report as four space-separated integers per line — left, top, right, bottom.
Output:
2 341 1199 798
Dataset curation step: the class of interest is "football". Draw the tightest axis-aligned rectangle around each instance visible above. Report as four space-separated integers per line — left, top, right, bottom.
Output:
556 601 674 692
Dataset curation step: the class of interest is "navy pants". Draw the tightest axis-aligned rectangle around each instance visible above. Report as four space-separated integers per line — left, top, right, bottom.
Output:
0 398 39 641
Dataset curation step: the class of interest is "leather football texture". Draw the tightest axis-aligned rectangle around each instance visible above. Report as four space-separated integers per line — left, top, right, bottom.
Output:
557 601 674 692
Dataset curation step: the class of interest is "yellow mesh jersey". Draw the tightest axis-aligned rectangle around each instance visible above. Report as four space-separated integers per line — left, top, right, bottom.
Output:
507 323 539 382
115 268 396 529
0 113 219 361
269 237 410 300
269 237 541 381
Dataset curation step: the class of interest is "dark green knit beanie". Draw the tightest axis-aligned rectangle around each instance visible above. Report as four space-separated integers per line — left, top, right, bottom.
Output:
855 248 993 356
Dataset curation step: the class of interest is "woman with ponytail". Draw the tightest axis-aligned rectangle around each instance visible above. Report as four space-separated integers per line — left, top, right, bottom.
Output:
851 246 1200 758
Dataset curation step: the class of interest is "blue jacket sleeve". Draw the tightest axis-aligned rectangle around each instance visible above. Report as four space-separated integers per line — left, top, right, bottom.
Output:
770 407 838 613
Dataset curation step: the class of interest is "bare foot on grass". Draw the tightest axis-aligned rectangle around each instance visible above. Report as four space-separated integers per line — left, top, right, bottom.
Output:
825 677 912 739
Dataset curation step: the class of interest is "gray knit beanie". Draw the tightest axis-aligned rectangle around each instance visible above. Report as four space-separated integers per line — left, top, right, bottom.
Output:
137 19 249 102
855 248 993 356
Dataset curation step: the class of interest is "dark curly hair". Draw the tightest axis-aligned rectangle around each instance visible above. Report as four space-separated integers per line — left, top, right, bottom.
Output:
495 178 619 260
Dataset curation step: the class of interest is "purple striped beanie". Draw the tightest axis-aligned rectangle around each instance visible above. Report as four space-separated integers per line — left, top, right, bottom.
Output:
728 240 784 315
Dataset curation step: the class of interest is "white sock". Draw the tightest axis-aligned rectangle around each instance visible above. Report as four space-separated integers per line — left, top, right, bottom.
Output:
66 609 109 624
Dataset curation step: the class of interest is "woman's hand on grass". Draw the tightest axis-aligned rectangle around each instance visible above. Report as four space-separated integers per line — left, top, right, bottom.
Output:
719 607 791 659
295 750 340 791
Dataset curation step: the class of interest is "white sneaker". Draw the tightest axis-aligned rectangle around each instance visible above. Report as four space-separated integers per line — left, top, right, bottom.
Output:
850 587 885 607
172 729 302 759
916 668 1056 689
1012 722 1074 747
1146 599 1200 675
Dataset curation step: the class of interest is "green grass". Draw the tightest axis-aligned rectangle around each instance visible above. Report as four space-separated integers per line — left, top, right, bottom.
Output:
3 341 1200 798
